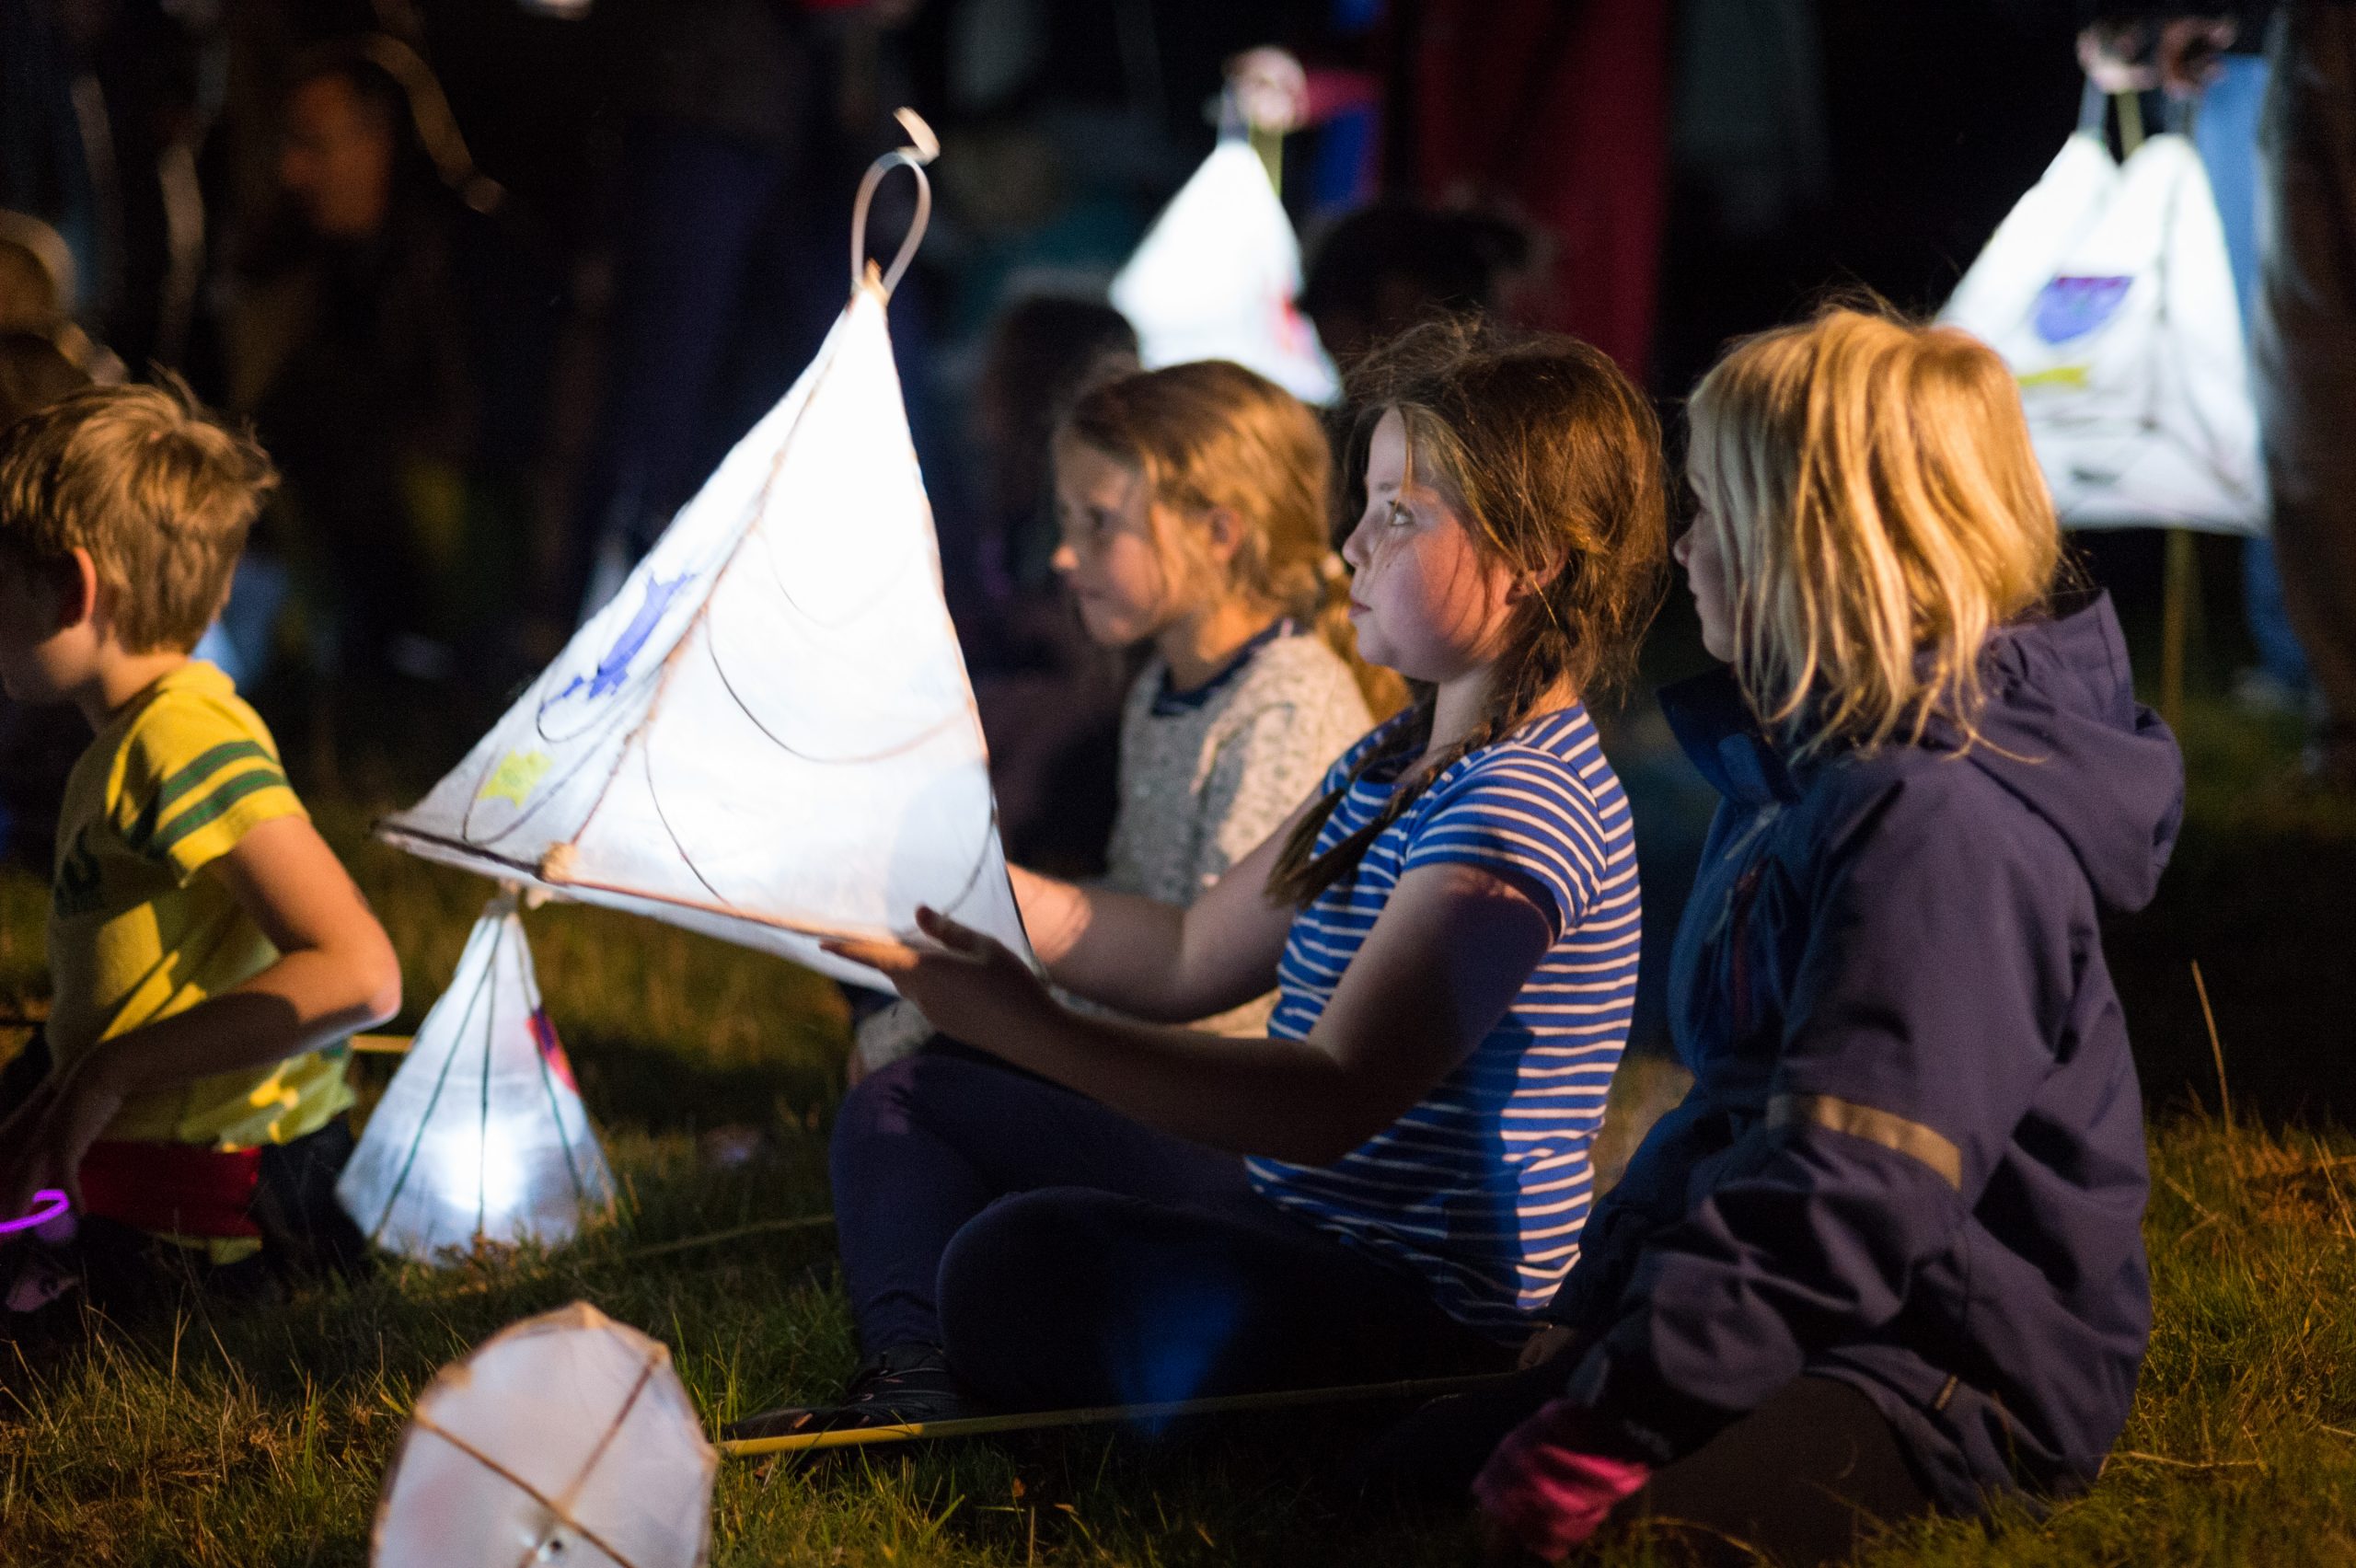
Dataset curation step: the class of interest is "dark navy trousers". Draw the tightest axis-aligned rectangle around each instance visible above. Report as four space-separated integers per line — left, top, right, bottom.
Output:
828 1047 1506 1412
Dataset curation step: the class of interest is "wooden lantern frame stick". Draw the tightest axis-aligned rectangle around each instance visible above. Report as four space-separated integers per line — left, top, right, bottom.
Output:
718 1370 1521 1458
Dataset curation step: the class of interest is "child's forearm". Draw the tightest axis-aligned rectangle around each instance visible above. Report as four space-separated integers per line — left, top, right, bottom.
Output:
995 1005 1400 1164
77 948 400 1103
1011 867 1195 1016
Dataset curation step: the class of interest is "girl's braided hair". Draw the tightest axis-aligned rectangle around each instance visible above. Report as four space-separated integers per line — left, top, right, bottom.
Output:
1265 317 1668 908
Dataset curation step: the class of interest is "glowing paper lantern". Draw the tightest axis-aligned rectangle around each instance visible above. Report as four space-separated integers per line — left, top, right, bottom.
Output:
337 895 615 1262
1112 139 1341 405
373 1300 716 1568
375 117 1031 992
1939 109 2263 535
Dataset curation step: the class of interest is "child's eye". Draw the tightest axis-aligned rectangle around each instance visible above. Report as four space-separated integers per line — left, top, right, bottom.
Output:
1386 500 1414 528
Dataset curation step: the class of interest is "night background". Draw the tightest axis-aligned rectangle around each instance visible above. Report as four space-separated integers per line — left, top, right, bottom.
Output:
3 1 2355 1562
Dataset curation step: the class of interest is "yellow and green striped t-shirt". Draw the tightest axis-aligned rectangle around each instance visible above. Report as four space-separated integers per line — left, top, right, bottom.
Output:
45 660 353 1147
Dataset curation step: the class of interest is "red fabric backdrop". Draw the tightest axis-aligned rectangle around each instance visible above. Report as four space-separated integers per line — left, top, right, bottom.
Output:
1409 0 1670 376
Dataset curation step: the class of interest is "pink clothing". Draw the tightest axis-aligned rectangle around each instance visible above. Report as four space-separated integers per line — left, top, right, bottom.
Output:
1473 1398 1653 1560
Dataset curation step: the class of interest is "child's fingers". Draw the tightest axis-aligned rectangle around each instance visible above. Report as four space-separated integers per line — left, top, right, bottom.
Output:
914 905 990 957
823 937 919 974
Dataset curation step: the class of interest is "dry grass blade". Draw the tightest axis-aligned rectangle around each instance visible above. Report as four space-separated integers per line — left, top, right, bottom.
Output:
2114 1450 2264 1470
2192 960 2230 1132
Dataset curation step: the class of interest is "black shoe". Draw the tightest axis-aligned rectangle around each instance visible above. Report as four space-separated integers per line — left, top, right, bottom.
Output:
723 1343 973 1442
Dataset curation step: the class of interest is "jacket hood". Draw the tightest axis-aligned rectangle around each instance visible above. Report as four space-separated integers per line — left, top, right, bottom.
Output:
1949 592 2182 912
1662 593 2183 914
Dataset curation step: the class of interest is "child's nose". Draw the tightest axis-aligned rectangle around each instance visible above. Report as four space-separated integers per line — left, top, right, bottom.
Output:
1050 542 1077 575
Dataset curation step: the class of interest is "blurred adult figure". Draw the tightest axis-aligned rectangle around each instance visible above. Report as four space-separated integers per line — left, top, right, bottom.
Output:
222 48 469 683
2083 4 2356 789
574 0 930 618
1299 202 1528 369
222 39 555 693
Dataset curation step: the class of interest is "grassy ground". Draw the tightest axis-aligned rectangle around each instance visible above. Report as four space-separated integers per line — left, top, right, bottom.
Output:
0 686 2351 1564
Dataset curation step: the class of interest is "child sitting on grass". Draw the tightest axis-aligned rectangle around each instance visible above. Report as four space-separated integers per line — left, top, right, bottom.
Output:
1421 307 2181 1566
854 357 1382 1071
733 321 1665 1437
0 380 401 1320
1053 358 1401 991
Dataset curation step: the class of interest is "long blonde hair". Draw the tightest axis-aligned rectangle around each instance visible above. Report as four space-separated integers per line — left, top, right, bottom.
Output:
1057 360 1403 715
1687 306 2061 760
1268 317 1669 906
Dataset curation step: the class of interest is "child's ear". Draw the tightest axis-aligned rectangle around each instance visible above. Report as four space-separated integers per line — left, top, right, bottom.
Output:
56 548 101 632
1507 555 1567 603
1203 506 1245 563
22 548 101 633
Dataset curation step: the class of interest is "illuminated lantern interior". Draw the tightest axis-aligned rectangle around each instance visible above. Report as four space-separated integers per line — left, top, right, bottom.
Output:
337 895 615 1263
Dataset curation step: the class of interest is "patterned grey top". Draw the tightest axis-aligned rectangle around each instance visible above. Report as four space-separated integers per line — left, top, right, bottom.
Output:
1102 628 1374 1034
853 626 1374 1073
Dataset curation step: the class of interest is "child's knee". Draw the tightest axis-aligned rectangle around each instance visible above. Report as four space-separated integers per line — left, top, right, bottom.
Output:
937 1189 1107 1406
938 1190 1083 1332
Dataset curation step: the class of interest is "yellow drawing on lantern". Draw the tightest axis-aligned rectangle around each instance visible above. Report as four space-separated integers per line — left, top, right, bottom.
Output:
479 750 554 807
2016 364 2091 391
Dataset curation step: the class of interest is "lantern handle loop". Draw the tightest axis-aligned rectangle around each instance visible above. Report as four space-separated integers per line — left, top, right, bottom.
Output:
852 108 939 301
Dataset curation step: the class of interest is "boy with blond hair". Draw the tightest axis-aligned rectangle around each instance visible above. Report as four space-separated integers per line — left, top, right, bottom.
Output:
0 379 399 1313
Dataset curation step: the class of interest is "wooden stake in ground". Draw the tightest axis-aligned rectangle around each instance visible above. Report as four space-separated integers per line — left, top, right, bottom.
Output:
2162 526 2200 732
718 1371 1519 1459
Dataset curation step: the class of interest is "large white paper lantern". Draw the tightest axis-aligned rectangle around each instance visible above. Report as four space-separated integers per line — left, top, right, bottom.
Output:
1112 139 1341 405
373 1301 716 1567
1940 113 2263 535
375 134 1031 991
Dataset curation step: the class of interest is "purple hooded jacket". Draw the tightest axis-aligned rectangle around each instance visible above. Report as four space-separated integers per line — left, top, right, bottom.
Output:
1545 593 2183 1513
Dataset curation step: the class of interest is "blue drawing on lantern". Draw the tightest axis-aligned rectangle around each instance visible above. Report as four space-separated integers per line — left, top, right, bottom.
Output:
2033 275 2134 345
552 572 691 705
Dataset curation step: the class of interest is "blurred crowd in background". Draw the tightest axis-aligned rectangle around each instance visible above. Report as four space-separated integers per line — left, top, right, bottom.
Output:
0 0 2269 874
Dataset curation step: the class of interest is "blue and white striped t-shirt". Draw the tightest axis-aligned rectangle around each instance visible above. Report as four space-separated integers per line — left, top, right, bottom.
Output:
1245 706 1640 1339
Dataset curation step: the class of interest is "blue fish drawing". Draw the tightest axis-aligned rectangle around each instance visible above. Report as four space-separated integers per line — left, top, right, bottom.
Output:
554 571 691 704
2032 275 2134 346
